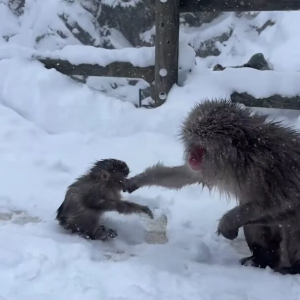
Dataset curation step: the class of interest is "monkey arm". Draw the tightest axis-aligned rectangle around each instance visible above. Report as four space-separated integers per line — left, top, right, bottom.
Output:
217 201 300 240
90 200 153 218
124 163 199 193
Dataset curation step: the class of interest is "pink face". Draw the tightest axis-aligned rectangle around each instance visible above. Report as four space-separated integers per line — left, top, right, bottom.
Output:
188 146 206 171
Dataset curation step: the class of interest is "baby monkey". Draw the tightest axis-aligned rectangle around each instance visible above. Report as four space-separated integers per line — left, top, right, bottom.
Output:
56 159 153 241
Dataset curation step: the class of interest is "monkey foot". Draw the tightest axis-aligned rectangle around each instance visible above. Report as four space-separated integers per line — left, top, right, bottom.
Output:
101 228 118 241
240 256 255 266
106 228 118 239
273 266 294 275
240 256 266 268
242 259 300 275
273 264 300 275
90 226 118 241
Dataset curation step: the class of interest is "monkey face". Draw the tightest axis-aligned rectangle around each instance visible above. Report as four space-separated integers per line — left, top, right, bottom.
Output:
109 172 127 190
180 100 246 175
100 170 126 191
90 159 130 185
188 146 206 171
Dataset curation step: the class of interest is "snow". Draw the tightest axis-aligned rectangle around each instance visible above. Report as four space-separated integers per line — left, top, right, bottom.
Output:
45 45 156 67
102 0 142 8
2 5 300 300
0 42 195 72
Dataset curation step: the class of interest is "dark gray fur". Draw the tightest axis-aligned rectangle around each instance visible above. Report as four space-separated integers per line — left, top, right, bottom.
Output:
56 159 153 241
124 99 300 274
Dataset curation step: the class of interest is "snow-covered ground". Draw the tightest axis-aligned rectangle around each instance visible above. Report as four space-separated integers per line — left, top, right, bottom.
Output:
1 3 300 299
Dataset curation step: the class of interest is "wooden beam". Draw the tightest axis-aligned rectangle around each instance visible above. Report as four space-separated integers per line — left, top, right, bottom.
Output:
180 0 300 12
231 92 300 110
154 0 180 106
38 58 155 83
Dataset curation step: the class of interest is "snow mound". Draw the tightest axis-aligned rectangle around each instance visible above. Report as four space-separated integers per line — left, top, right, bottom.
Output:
0 42 195 71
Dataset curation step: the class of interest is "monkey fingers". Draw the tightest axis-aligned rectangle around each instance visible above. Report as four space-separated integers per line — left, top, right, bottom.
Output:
123 179 140 193
217 210 240 240
217 226 239 240
106 228 118 239
140 206 154 219
240 256 255 266
93 225 117 241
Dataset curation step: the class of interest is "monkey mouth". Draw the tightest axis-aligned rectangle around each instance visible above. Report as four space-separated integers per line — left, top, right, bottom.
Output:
189 147 206 170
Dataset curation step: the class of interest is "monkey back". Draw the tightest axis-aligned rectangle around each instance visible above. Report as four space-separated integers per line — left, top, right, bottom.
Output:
91 159 130 177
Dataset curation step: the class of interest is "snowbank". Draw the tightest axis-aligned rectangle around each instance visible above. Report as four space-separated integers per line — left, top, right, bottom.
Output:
43 45 156 67
1 56 299 135
0 42 196 70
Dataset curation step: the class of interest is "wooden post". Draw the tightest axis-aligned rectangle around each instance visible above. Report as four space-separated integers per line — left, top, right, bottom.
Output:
154 0 180 106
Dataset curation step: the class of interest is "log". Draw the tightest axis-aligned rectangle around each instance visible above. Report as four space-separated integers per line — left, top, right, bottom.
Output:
38 58 155 83
180 0 300 12
154 0 180 106
231 92 300 110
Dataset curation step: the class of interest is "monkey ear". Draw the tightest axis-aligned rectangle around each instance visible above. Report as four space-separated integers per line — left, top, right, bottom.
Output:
100 170 110 181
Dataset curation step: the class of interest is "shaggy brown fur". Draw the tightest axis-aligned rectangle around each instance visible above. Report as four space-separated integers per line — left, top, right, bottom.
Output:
124 99 300 274
56 159 153 241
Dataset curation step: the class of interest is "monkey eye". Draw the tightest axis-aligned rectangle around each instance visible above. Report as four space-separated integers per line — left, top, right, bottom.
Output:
101 171 109 181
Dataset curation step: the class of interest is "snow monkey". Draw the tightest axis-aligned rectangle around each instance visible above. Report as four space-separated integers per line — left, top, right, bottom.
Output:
123 99 300 274
56 159 153 241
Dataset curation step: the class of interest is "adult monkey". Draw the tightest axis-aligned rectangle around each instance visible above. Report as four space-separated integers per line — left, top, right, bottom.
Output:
123 99 300 275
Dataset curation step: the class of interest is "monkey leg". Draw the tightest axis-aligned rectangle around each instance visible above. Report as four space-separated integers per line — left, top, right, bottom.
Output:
277 226 300 275
64 213 117 241
241 225 280 269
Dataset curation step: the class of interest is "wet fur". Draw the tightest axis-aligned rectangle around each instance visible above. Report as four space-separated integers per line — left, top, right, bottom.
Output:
56 159 153 241
124 99 300 274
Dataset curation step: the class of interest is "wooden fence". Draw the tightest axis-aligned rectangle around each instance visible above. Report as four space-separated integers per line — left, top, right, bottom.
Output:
40 0 300 108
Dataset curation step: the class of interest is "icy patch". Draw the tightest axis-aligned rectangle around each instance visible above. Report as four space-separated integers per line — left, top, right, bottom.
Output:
0 208 41 225
140 208 168 244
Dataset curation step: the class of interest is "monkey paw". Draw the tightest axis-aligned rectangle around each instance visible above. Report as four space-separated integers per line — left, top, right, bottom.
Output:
217 215 239 240
106 228 118 239
97 226 118 241
140 206 154 219
240 256 256 267
123 179 140 194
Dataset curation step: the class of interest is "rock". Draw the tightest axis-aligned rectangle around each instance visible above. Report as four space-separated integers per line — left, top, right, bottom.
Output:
98 0 155 47
245 53 271 70
8 0 25 16
194 29 233 58
213 53 271 71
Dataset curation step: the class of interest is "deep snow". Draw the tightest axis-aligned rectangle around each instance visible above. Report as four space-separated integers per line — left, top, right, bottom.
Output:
1 4 300 300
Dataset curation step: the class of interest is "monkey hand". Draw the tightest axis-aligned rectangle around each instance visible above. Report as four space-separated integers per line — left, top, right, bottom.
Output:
106 228 118 239
216 213 239 240
139 205 154 219
123 178 140 193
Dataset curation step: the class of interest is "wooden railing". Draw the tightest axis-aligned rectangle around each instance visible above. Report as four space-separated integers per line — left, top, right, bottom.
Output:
39 0 300 108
